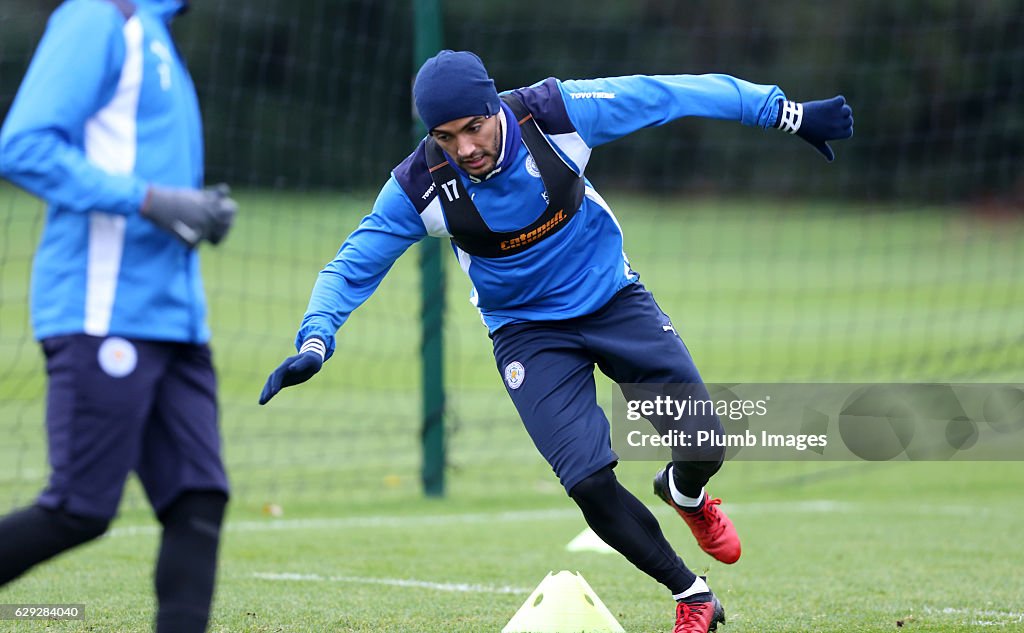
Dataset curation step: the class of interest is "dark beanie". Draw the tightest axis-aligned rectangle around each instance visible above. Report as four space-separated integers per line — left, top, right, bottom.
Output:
413 50 500 130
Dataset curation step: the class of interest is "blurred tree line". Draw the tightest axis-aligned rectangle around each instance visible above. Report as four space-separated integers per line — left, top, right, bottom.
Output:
2 0 1021 204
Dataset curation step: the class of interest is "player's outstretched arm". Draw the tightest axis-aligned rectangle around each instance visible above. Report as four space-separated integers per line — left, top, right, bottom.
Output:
259 178 428 405
775 95 854 161
259 338 325 405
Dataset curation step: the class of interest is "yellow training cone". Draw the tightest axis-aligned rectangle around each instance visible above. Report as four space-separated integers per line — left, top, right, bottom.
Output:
565 528 616 554
502 571 625 633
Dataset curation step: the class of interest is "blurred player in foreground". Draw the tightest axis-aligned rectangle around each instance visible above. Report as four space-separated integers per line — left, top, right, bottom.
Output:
0 1 237 631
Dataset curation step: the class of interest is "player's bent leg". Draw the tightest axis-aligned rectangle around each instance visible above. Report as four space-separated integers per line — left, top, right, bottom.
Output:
154 490 227 633
0 505 109 585
569 465 698 595
569 466 728 633
653 462 741 565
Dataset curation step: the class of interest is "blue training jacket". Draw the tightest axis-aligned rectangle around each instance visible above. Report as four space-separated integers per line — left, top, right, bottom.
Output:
298 74 786 359
0 0 209 343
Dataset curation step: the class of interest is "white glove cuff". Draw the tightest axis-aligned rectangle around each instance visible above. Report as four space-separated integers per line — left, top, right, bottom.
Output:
777 100 804 134
299 337 326 361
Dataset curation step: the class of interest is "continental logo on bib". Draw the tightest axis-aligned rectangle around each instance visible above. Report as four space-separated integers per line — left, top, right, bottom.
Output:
499 209 567 252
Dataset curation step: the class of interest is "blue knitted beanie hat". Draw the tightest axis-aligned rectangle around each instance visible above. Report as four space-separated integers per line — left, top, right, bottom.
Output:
414 50 500 130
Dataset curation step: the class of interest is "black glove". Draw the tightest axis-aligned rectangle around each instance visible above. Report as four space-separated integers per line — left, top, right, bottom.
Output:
142 183 238 247
259 340 326 405
776 95 854 162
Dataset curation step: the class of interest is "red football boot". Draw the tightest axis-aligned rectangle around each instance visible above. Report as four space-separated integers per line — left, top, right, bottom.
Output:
674 594 726 633
653 465 741 564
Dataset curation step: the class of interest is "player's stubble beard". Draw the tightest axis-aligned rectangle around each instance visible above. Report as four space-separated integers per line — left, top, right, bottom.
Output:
458 119 502 177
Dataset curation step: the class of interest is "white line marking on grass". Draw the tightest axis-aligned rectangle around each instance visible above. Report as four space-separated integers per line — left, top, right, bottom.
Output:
252 571 531 595
924 606 1024 627
105 500 983 538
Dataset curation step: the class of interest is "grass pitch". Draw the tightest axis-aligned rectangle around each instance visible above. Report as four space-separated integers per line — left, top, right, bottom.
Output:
0 186 1022 631
1 461 1022 632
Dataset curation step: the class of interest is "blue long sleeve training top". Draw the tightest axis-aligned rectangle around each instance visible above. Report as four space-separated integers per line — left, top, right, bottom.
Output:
0 0 210 343
297 74 785 358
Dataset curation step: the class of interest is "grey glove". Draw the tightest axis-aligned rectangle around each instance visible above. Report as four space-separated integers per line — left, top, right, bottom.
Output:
142 183 238 247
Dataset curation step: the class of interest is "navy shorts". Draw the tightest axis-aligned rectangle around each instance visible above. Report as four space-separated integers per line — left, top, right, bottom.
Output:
491 282 723 494
37 334 229 520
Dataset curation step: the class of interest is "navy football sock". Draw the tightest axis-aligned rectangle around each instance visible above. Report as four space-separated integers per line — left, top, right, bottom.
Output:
154 491 227 633
570 466 696 594
0 505 109 586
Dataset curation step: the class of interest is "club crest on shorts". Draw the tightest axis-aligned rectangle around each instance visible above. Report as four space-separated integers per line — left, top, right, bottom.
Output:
98 337 137 378
504 361 525 390
525 155 541 178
